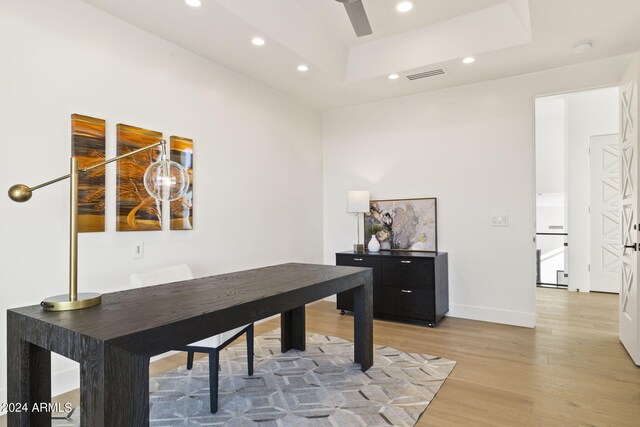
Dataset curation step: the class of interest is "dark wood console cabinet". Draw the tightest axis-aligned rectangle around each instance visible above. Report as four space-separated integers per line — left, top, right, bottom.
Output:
336 251 449 326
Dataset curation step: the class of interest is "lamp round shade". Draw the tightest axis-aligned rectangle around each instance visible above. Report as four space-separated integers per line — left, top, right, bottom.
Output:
144 159 190 202
347 191 370 213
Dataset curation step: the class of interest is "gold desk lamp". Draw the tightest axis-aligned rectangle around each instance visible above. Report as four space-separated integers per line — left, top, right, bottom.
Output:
8 139 189 311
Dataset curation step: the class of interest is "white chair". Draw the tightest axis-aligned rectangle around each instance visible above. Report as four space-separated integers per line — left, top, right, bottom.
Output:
129 264 254 413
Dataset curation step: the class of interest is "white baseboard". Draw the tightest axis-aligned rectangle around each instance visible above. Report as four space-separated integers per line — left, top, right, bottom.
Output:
448 304 535 328
321 295 533 328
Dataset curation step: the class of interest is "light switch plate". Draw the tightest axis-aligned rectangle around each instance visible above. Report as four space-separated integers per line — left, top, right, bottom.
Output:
492 215 509 226
133 242 144 259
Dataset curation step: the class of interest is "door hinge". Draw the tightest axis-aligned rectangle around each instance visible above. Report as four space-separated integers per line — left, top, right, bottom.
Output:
588 264 590 272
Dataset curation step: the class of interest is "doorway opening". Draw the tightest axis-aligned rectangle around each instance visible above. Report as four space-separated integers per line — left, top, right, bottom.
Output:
535 86 620 293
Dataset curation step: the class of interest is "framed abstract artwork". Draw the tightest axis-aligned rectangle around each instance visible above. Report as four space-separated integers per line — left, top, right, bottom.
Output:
364 197 438 252
71 114 106 233
170 136 193 230
116 124 163 231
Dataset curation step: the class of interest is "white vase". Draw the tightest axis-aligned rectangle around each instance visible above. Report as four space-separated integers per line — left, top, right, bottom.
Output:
368 235 380 252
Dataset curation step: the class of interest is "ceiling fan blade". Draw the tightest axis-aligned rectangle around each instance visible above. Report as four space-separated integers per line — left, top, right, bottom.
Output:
342 0 372 37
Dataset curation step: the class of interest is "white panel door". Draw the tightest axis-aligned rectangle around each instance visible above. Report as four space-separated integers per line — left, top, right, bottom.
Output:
590 134 621 293
620 76 640 365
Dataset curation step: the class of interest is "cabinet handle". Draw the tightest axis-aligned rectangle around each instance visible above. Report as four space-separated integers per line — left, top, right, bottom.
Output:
400 260 411 264
353 258 363 261
401 289 413 293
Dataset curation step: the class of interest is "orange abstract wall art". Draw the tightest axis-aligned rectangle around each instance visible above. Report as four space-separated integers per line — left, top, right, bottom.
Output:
170 136 193 230
116 124 163 231
71 114 106 233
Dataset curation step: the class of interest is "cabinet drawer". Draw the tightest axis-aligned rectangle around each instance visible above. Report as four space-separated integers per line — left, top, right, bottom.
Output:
381 257 434 289
382 287 434 321
336 254 377 268
336 254 381 285
336 254 382 313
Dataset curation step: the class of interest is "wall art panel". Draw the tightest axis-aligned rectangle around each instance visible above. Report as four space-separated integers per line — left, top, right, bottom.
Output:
170 136 193 230
116 124 163 231
71 114 106 232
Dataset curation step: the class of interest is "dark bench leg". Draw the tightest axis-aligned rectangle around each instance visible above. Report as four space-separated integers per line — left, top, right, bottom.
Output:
209 349 219 413
247 324 254 376
80 344 149 427
186 351 195 370
354 280 374 371
7 318 51 427
281 306 306 352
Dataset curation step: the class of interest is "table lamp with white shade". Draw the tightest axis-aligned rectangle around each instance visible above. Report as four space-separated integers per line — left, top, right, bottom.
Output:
347 190 370 253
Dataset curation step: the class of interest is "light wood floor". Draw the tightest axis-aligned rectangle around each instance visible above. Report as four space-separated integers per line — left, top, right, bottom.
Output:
2 288 639 426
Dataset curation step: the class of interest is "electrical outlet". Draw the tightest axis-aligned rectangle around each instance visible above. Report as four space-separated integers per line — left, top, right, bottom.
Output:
492 215 509 226
133 242 144 259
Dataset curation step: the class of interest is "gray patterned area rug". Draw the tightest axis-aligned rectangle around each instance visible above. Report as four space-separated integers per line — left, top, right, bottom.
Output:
149 329 455 426
54 329 455 426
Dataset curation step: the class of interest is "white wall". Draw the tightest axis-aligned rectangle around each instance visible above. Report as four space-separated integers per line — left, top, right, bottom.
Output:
535 97 566 196
536 193 566 232
0 0 323 407
323 55 632 328
565 88 620 291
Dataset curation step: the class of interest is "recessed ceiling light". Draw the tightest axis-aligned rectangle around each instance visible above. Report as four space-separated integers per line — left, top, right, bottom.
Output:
396 1 414 13
297 64 309 72
251 37 266 46
462 56 476 64
388 73 400 80
574 42 592 53
185 0 202 7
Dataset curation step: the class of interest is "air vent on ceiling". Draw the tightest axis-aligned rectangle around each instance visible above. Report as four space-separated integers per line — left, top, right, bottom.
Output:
406 69 445 80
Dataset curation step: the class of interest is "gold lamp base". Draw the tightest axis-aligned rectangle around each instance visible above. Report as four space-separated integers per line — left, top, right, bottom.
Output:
41 293 102 311
353 243 365 253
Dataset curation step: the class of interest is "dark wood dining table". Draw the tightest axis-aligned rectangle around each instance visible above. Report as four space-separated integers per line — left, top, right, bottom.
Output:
6 263 373 426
